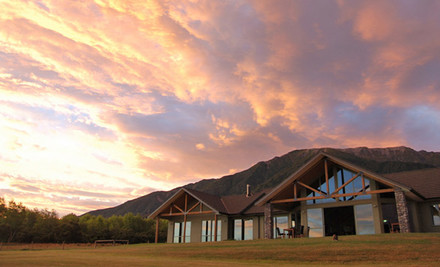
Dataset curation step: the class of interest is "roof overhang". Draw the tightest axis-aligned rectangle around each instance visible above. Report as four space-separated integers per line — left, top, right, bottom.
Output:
256 152 414 206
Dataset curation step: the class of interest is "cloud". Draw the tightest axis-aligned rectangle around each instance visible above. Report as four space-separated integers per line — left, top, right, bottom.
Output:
0 0 439 215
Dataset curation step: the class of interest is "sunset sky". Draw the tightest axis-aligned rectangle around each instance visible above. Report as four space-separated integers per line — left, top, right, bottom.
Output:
1 0 439 216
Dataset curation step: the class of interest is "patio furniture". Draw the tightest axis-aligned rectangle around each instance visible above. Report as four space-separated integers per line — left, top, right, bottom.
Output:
283 227 295 238
276 227 286 238
391 223 400 233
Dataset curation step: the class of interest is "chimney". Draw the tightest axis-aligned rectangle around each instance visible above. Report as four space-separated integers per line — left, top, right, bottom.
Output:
246 184 251 197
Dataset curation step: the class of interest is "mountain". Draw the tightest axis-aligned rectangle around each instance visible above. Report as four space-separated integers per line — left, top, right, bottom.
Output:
85 146 440 217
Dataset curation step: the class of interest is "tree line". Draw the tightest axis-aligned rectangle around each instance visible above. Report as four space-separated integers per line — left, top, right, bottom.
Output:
0 198 168 243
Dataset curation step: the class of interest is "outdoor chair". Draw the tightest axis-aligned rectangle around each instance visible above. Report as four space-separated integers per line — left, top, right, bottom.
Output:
295 225 305 238
276 227 285 238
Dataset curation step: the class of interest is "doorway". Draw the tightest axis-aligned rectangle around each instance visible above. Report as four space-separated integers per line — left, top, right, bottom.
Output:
324 206 355 236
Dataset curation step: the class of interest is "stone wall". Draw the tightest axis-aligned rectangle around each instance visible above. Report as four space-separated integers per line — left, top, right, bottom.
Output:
394 188 411 233
264 203 273 239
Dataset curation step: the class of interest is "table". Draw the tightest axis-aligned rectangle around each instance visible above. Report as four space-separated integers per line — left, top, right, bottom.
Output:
283 228 295 238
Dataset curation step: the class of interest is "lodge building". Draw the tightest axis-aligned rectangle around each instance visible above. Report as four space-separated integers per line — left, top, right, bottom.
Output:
148 152 440 243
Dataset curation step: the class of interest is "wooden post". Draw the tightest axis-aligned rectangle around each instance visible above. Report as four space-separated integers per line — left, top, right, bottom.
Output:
183 193 188 243
214 214 218 242
362 174 366 192
294 182 297 200
325 159 329 195
155 217 159 243
183 214 187 243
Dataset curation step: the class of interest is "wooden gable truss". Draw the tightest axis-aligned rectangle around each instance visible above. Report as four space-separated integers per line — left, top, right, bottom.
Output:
266 155 401 206
150 189 219 243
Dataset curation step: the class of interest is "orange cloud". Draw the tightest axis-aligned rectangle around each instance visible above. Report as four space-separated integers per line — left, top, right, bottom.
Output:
0 0 439 215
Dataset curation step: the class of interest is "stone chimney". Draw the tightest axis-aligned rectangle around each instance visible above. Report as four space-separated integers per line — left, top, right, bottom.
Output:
246 184 251 197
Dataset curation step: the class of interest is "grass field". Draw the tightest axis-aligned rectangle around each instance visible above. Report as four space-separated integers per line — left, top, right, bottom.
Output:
1 233 440 266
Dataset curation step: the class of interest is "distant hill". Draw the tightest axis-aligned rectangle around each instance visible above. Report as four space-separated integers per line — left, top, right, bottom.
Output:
85 146 440 218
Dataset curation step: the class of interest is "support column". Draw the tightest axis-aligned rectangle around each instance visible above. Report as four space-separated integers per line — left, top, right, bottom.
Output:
183 214 187 243
394 188 411 233
264 203 273 239
214 214 218 242
155 217 159 243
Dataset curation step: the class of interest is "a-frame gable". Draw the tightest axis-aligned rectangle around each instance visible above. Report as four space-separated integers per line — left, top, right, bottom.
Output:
256 152 413 206
148 188 221 220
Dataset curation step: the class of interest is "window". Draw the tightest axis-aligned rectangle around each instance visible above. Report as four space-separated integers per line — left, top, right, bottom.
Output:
307 208 323 237
432 203 440 226
306 168 372 204
234 219 253 240
355 204 374 235
244 219 253 240
201 220 221 242
173 221 191 243
273 216 288 238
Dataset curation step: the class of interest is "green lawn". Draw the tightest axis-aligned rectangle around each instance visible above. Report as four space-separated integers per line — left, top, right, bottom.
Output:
1 233 440 266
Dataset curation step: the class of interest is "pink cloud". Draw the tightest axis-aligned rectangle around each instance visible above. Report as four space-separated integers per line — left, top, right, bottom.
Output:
0 0 439 215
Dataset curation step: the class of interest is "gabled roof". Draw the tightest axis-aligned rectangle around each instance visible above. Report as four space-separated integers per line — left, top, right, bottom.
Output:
148 187 224 219
384 168 440 199
148 187 268 219
185 188 228 214
255 152 413 206
221 189 269 215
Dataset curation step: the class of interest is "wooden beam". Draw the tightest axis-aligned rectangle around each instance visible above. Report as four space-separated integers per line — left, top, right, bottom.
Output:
159 210 214 217
271 195 327 204
173 204 184 213
187 201 200 213
184 194 188 212
214 214 218 242
183 214 187 243
155 217 159 243
293 182 297 200
333 172 361 195
325 159 329 195
362 174 366 192
270 188 394 204
297 181 327 196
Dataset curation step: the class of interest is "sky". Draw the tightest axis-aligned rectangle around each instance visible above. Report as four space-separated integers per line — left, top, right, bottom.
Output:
1 0 440 216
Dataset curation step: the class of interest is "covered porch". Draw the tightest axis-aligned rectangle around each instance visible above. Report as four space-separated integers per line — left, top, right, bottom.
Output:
257 153 420 238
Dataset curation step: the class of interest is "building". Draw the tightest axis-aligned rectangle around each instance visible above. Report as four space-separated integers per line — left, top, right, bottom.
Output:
148 152 440 243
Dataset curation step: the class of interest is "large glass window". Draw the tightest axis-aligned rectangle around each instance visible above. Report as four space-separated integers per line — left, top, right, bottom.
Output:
432 203 440 226
234 219 242 240
173 221 191 243
355 204 374 235
338 169 371 201
273 216 288 238
234 219 253 240
201 220 221 242
307 168 372 204
244 219 253 240
307 208 323 237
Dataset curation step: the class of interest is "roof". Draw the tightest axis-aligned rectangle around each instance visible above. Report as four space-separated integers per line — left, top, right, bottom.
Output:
383 168 440 199
148 187 268 219
255 152 412 206
185 188 228 214
149 153 440 219
221 189 270 215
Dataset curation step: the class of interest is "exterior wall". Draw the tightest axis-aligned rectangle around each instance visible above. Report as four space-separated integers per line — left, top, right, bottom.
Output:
408 201 421 232
166 214 227 243
167 220 174 243
417 199 440 233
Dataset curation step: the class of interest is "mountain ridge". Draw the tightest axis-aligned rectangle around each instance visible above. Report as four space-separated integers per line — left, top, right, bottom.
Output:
85 146 440 218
